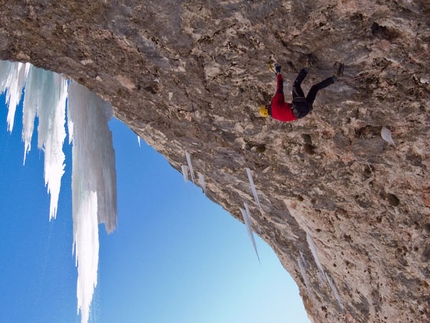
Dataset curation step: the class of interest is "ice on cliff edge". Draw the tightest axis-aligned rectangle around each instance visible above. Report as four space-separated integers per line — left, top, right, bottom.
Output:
69 81 117 323
0 60 117 323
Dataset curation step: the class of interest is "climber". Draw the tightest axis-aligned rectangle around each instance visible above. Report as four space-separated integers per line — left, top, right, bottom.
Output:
259 62 344 122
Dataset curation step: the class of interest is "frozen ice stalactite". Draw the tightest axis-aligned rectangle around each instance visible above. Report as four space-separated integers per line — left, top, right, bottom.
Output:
197 172 206 194
181 165 189 183
325 272 344 312
73 191 99 323
25 66 68 220
185 151 196 183
22 65 40 160
306 232 326 284
68 81 117 233
240 203 260 262
68 81 117 323
1 62 67 220
381 126 396 146
305 231 343 309
297 257 311 296
1 60 117 323
299 250 308 270
245 167 263 216
0 61 30 132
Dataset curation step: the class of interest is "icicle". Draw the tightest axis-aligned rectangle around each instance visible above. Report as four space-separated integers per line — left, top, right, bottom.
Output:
67 97 74 145
68 81 117 231
72 191 99 323
245 167 263 215
137 136 141 147
325 272 344 312
0 61 30 132
0 63 68 220
197 172 206 194
240 203 260 262
185 151 195 183
317 271 326 286
299 250 308 270
1 61 117 323
32 67 68 220
68 81 117 323
381 126 396 146
0 60 13 92
22 65 41 162
181 165 189 183
306 232 326 282
297 257 311 296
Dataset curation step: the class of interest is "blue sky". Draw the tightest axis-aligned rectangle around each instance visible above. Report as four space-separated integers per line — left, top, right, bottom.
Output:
0 92 310 323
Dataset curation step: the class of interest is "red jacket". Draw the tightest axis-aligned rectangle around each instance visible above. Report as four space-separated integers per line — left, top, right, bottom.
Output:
271 74 298 122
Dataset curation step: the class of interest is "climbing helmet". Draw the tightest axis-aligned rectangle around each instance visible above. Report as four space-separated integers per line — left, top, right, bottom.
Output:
259 105 269 118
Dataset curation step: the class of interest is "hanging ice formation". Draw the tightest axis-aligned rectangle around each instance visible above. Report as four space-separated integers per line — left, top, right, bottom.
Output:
182 155 206 194
181 165 189 183
306 232 325 283
0 60 117 323
68 81 117 323
325 272 344 311
381 126 396 146
240 203 260 261
299 250 308 270
297 257 311 296
0 61 68 220
245 167 264 215
24 65 68 220
197 172 207 194
305 231 343 308
183 152 207 195
0 61 29 132
185 151 196 183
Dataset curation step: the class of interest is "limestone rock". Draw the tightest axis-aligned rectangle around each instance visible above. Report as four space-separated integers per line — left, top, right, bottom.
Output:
1 0 430 322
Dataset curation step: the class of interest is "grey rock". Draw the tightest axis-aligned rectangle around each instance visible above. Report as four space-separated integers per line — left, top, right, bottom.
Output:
1 0 430 322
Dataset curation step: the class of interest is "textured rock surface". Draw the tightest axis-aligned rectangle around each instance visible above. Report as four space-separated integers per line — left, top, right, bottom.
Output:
1 0 430 322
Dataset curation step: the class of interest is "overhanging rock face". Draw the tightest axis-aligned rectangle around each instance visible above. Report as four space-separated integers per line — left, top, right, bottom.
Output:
1 1 430 322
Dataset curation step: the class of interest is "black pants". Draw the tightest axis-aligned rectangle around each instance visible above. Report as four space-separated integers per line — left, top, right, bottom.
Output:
292 68 335 118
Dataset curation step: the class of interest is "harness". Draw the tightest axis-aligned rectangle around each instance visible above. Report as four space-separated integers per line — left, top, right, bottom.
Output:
292 97 311 119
